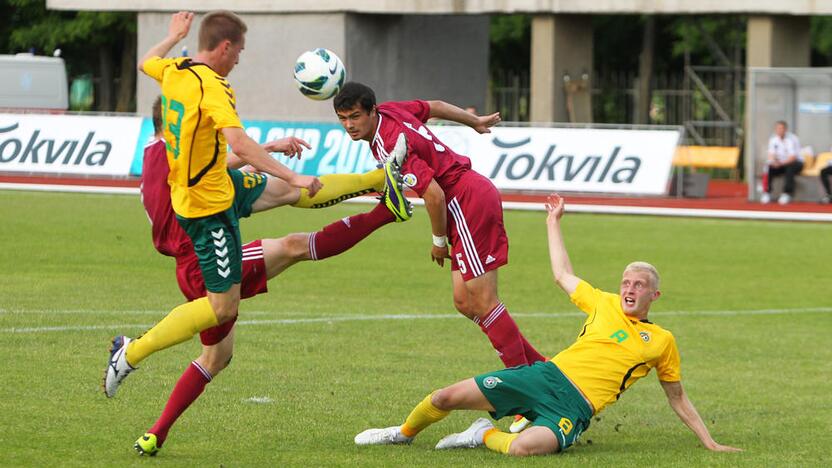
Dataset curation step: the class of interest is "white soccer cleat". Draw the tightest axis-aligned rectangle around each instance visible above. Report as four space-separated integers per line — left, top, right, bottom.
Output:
778 193 791 205
434 417 494 450
103 335 136 398
509 415 531 433
354 426 413 446
760 192 771 204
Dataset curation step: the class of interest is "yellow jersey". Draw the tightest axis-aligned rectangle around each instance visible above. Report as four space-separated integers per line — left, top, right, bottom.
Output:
552 280 681 414
142 56 243 218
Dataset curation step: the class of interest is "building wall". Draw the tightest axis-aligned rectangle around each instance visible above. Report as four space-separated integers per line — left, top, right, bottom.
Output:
345 14 489 109
137 12 489 121
137 12 348 121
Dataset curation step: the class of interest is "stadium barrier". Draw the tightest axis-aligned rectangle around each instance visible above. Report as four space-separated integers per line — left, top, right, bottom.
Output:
0 112 682 196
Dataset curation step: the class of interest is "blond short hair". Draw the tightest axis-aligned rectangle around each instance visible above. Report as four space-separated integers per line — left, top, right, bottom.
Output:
199 10 247 51
624 261 660 289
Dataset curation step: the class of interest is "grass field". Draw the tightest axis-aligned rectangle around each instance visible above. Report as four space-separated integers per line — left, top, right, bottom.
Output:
1 189 830 467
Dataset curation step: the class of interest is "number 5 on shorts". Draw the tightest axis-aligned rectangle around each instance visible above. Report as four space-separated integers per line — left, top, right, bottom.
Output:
456 253 467 274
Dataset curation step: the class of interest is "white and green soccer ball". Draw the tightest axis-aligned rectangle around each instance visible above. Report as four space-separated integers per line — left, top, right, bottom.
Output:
293 48 346 101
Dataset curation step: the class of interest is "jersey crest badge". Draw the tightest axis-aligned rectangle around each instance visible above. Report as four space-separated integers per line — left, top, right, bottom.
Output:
482 376 503 389
402 173 418 187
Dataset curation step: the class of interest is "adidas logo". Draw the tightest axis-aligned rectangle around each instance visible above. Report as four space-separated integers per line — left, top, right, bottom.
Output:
485 255 496 265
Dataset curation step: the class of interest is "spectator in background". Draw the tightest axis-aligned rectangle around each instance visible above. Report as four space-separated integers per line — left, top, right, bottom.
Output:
820 160 832 204
761 121 803 205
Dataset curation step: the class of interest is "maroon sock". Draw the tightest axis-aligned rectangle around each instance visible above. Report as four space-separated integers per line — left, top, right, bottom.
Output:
309 202 394 260
520 335 547 364
148 361 212 446
475 303 529 367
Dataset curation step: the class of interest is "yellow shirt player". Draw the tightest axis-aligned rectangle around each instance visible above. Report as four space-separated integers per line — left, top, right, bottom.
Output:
351 193 741 457
103 10 321 425
552 278 682 414
143 55 241 218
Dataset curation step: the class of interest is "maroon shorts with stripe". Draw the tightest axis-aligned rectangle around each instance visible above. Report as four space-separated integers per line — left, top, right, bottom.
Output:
176 240 269 345
446 171 509 281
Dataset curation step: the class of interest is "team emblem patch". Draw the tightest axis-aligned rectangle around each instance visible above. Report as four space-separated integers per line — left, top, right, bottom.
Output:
558 417 574 435
402 173 418 187
640 331 651 342
482 376 503 389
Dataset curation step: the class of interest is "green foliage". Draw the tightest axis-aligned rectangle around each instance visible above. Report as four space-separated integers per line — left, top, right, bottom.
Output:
4 0 133 53
668 16 746 65
489 14 530 72
0 190 830 465
811 16 832 63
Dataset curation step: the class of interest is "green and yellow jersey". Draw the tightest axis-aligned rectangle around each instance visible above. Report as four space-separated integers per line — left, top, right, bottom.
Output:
552 280 681 414
143 56 243 218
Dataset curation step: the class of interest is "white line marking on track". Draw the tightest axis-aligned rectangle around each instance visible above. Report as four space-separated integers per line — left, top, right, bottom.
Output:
1 307 830 334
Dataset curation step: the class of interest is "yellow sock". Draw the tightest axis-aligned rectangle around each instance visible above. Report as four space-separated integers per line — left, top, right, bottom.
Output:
483 428 518 454
400 392 450 437
292 169 384 209
125 297 219 366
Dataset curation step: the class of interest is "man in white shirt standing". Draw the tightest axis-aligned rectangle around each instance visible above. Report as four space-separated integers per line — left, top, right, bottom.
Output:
762 121 804 205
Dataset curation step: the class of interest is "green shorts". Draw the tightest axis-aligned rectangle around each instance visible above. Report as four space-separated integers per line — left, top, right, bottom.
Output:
228 169 268 218
475 361 593 452
176 169 268 293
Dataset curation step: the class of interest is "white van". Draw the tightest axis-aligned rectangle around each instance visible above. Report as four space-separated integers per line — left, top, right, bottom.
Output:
0 54 68 110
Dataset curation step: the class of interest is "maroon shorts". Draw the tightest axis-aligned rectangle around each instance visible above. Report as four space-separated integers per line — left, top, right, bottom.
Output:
176 240 269 345
446 171 509 281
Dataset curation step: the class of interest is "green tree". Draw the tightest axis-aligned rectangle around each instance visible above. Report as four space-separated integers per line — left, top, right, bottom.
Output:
3 0 136 112
490 14 530 73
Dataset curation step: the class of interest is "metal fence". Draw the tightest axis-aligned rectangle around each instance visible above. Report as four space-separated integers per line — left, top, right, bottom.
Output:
490 67 744 147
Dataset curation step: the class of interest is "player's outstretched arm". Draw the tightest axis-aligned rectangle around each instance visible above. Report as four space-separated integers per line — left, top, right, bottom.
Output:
138 11 193 73
427 101 501 134
263 137 312 159
545 193 581 295
660 380 742 452
222 127 322 197
423 179 451 266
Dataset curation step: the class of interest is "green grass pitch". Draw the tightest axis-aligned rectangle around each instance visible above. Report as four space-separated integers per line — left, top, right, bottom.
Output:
0 190 829 466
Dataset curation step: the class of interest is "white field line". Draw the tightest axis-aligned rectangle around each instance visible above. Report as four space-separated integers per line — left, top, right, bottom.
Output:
1 307 830 334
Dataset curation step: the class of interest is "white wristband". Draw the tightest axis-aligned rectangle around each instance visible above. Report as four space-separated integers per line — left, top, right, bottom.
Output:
432 235 448 248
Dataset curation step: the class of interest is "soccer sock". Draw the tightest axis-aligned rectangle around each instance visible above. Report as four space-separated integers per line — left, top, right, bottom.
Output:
292 169 384 208
520 335 547 364
126 297 220 366
400 392 450 438
475 303 529 368
483 428 518 454
308 202 395 260
149 361 212 446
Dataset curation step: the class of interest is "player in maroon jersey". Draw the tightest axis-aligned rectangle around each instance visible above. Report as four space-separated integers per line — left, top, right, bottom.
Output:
134 96 408 455
333 82 546 375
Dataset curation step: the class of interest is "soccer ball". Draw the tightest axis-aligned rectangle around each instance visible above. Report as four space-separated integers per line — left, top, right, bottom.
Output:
293 48 346 101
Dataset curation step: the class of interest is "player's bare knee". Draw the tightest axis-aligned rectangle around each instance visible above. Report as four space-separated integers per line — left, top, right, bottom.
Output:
208 294 240 324
453 297 474 318
285 233 311 260
213 305 238 324
431 388 455 410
